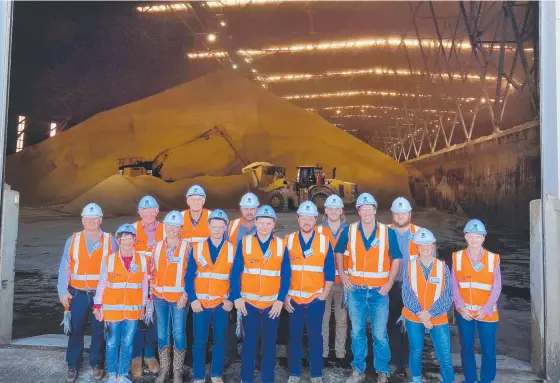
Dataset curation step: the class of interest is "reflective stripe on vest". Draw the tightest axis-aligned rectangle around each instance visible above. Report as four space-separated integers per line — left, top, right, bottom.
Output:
410 258 444 301
242 268 281 276
153 239 189 295
349 222 389 279
241 292 278 302
70 232 110 283
245 235 283 257
288 289 323 298
229 219 240 237
102 304 143 311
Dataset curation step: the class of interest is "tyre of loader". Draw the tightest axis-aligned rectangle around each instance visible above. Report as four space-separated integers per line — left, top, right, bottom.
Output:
268 189 287 212
310 188 333 213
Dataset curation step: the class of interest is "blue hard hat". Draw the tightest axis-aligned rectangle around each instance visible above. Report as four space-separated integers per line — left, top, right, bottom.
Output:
356 193 377 208
325 195 344 209
256 205 277 220
297 201 318 217
163 210 184 226
240 192 259 208
413 228 436 245
391 197 412 213
138 195 159 210
115 223 137 237
464 219 487 235
208 209 229 224
81 203 103 218
186 185 206 198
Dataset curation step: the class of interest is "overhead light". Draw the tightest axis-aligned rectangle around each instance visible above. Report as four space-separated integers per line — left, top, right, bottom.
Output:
336 109 341 114
207 33 217 42
220 21 227 27
232 63 238 69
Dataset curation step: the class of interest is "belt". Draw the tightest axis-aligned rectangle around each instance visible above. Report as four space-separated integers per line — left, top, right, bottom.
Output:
354 285 380 290
69 286 96 296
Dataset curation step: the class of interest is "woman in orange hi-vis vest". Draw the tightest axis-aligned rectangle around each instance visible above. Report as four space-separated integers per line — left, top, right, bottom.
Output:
401 228 454 383
93 224 149 383
318 195 349 365
452 219 501 383
151 211 191 383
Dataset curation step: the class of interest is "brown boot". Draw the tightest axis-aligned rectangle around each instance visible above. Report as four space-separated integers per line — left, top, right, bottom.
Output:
172 347 186 383
155 346 170 383
145 356 161 374
130 357 143 378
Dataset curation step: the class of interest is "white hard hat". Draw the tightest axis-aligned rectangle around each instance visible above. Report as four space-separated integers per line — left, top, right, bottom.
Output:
297 201 319 217
325 195 344 209
464 219 487 235
240 192 259 208
413 228 436 245
115 223 137 237
138 195 159 210
81 203 103 218
256 205 277 220
163 210 184 226
356 193 377 208
208 209 229 224
186 185 206 198
391 197 412 213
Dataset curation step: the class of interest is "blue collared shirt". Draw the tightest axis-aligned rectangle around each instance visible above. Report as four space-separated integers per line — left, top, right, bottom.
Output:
185 237 225 302
333 221 403 260
395 228 412 282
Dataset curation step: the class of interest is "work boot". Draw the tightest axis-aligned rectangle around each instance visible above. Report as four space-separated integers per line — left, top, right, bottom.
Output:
93 367 104 381
404 367 411 379
211 377 224 383
345 368 366 383
389 364 399 375
130 357 143 377
311 378 324 383
155 346 170 383
287 376 300 383
376 372 389 383
66 368 78 382
172 347 186 383
145 357 161 374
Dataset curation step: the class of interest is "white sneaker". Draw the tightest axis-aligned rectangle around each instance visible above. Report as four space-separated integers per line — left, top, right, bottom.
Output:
287 376 301 383
345 368 366 383
311 378 324 383
211 377 224 383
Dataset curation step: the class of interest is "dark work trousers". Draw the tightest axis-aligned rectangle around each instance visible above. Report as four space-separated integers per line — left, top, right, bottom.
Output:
388 281 409 370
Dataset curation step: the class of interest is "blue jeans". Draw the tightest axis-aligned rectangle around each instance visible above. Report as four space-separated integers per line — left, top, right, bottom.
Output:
347 287 391 374
405 320 454 383
154 296 188 351
288 299 326 378
106 319 138 377
66 289 105 369
132 319 157 359
456 312 498 383
240 304 280 383
193 303 229 380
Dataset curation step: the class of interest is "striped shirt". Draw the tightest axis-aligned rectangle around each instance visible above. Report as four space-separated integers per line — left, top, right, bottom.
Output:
402 259 453 318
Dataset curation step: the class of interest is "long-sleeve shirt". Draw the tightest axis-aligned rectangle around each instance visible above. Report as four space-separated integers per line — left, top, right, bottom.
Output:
229 233 291 302
57 231 119 296
334 221 403 260
185 237 226 302
287 231 335 283
402 260 453 318
451 249 502 317
93 253 149 307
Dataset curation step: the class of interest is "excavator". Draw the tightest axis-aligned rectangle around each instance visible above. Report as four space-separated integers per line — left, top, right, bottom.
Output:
242 162 358 212
118 126 247 180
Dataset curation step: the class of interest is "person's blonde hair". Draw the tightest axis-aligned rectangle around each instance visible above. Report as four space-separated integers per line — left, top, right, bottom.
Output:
322 210 346 224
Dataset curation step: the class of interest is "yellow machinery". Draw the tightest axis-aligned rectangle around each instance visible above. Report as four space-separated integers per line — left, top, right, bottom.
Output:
242 162 358 212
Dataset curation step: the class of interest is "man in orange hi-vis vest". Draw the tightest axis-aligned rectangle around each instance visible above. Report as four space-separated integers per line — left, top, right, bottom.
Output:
181 184 212 243
334 193 403 383
185 209 235 383
284 201 335 383
228 192 259 245
57 203 116 383
131 195 164 377
230 205 290 383
93 223 149 383
387 197 422 377
452 219 501 383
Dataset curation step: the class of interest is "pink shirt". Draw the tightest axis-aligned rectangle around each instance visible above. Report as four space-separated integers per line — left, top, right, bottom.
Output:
143 221 159 246
451 248 502 317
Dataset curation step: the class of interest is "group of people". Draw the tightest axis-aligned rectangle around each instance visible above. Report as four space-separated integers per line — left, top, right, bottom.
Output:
57 184 502 383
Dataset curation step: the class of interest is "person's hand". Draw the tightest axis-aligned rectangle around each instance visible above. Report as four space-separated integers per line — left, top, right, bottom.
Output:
284 296 295 313
340 273 353 290
191 300 203 313
222 300 233 312
93 308 103 322
476 309 487 321
379 280 394 296
423 320 433 330
60 293 72 308
269 300 284 319
235 298 247 316
459 307 474 321
177 294 188 309
417 310 432 323
140 306 145 320
317 291 328 301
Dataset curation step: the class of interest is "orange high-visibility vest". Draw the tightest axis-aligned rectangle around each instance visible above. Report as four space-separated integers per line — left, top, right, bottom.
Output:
389 223 421 257
193 239 235 308
229 218 255 245
133 221 165 254
240 235 285 309
286 232 328 304
152 239 190 302
345 222 391 287
102 251 147 322
402 258 448 326
453 249 499 322
317 223 346 283
69 231 113 290
181 209 212 243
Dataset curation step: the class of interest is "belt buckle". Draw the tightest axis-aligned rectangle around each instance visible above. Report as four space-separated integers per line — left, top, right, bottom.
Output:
360 284 368 289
